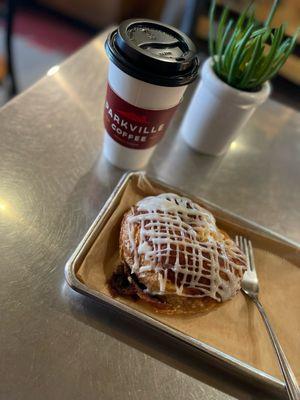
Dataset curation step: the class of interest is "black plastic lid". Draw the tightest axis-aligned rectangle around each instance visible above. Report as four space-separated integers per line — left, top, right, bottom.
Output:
105 19 199 87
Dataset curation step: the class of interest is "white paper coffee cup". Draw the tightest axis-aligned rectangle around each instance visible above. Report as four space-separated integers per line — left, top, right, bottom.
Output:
103 19 199 170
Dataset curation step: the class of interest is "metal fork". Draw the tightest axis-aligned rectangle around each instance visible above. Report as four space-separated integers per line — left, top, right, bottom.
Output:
236 236 300 400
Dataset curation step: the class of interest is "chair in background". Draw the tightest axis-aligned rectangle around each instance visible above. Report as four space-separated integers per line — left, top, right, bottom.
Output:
0 0 17 97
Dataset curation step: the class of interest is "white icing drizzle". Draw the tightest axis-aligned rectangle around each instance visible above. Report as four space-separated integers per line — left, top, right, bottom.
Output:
127 193 246 302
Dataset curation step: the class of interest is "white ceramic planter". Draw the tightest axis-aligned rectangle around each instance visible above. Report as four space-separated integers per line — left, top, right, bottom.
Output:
181 58 271 155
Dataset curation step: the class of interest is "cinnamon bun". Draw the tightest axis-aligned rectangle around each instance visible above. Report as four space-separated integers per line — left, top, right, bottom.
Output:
109 193 247 314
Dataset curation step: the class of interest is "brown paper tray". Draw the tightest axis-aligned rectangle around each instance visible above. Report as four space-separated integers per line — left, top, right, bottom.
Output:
65 172 300 397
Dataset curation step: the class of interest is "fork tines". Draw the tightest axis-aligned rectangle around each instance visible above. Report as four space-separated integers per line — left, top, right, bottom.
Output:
235 235 256 273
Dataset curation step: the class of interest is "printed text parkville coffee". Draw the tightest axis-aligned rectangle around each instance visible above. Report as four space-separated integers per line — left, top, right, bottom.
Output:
105 101 165 143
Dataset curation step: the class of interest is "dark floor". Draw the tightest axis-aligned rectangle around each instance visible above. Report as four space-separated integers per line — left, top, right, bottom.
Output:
0 4 93 106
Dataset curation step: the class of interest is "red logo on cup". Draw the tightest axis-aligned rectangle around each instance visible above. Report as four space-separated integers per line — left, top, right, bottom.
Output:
104 84 179 150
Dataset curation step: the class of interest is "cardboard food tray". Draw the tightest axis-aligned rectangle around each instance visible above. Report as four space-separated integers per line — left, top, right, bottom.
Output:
65 172 300 395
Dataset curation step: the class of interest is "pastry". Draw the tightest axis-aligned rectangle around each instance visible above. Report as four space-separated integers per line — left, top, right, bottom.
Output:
109 193 247 314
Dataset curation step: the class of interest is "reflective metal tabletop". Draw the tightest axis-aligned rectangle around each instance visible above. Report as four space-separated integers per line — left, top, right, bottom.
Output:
0 30 299 400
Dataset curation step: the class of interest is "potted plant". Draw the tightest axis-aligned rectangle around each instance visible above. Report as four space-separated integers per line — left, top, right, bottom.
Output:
181 0 298 156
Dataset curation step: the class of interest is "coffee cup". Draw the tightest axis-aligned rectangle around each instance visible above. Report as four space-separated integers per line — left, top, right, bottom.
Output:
104 18 199 170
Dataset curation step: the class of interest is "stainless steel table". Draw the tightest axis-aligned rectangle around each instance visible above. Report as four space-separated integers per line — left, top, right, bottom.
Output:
1 30 299 400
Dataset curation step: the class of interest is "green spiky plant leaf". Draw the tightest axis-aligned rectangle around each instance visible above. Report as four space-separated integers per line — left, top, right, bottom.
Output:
209 0 299 91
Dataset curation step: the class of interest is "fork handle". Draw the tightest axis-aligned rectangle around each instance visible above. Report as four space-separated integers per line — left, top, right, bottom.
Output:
251 295 300 400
